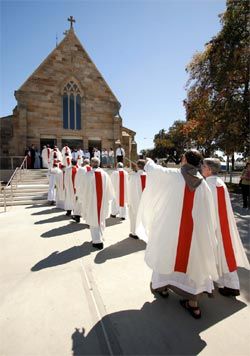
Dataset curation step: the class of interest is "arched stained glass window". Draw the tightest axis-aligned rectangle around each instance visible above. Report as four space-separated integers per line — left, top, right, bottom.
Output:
62 81 81 130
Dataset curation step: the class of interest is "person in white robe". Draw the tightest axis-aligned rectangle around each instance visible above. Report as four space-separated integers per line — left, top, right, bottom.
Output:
54 163 66 210
84 150 91 160
116 144 125 164
49 146 62 167
47 159 57 205
76 147 84 166
64 159 81 222
75 159 92 221
128 160 147 238
80 157 114 249
110 162 129 220
136 150 218 319
202 158 250 296
41 145 52 168
62 144 72 168
94 148 101 160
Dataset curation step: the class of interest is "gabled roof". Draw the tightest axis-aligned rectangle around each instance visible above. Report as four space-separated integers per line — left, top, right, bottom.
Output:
18 28 120 104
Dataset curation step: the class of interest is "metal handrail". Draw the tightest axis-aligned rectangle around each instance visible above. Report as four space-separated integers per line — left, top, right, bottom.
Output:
2 156 28 212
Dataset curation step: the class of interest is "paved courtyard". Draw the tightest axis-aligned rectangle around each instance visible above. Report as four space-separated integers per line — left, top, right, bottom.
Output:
0 193 249 356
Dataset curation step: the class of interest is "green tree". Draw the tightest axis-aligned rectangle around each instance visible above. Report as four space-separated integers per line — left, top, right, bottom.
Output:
185 0 250 162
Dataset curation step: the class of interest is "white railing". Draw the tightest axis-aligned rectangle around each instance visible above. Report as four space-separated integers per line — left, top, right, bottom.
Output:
1 156 28 212
219 172 241 184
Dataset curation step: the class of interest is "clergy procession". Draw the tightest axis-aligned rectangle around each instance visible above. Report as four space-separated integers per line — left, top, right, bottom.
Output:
42 144 249 320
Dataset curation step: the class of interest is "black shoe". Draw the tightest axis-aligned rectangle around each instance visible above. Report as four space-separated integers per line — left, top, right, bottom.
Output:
218 287 240 297
110 214 116 218
72 215 80 223
66 210 71 216
129 233 139 239
92 243 104 250
120 217 126 220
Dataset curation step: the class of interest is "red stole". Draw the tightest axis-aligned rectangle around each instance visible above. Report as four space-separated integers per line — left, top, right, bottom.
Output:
119 171 125 207
67 157 70 166
95 171 103 225
217 186 237 272
174 185 195 273
86 166 91 172
71 166 77 194
140 175 146 191
47 148 50 159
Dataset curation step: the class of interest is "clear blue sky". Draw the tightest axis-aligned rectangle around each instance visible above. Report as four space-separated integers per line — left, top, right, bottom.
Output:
1 0 226 152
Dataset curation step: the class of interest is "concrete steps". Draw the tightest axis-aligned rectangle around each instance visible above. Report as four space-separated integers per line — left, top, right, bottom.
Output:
1 169 49 207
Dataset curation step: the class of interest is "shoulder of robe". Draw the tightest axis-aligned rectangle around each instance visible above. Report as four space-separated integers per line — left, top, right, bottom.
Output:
215 176 226 188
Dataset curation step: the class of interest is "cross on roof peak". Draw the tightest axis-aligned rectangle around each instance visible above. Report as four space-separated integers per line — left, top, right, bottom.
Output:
67 16 75 29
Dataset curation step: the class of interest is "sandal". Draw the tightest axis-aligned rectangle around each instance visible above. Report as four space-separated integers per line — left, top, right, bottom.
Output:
180 299 201 319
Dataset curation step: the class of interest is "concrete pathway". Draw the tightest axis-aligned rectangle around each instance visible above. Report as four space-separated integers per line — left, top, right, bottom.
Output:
0 193 249 356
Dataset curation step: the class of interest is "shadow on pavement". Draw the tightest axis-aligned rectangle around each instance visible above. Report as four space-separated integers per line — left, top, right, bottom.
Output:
72 325 111 356
25 203 51 209
40 222 88 238
31 207 62 215
106 217 123 227
35 214 71 224
94 237 146 264
71 294 247 356
31 241 93 271
25 203 49 208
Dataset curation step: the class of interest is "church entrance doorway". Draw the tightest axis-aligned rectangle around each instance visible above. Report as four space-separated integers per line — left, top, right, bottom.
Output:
61 139 83 150
40 138 57 150
88 139 101 158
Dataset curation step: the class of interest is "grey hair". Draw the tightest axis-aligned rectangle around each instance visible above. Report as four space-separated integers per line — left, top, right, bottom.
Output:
117 162 124 168
91 157 100 167
83 159 90 165
203 158 221 174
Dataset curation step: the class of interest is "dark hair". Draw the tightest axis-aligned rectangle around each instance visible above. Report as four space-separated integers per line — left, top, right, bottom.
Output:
184 149 203 167
71 159 77 166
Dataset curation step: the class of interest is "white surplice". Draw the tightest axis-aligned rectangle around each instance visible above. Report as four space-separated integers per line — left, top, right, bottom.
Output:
110 168 129 218
41 147 52 168
62 146 72 168
206 175 250 289
128 170 147 235
64 166 81 215
80 168 114 243
136 159 218 294
54 167 65 210
47 167 57 202
75 165 92 220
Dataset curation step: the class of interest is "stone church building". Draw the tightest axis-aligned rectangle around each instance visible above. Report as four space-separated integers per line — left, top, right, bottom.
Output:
0 18 137 163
